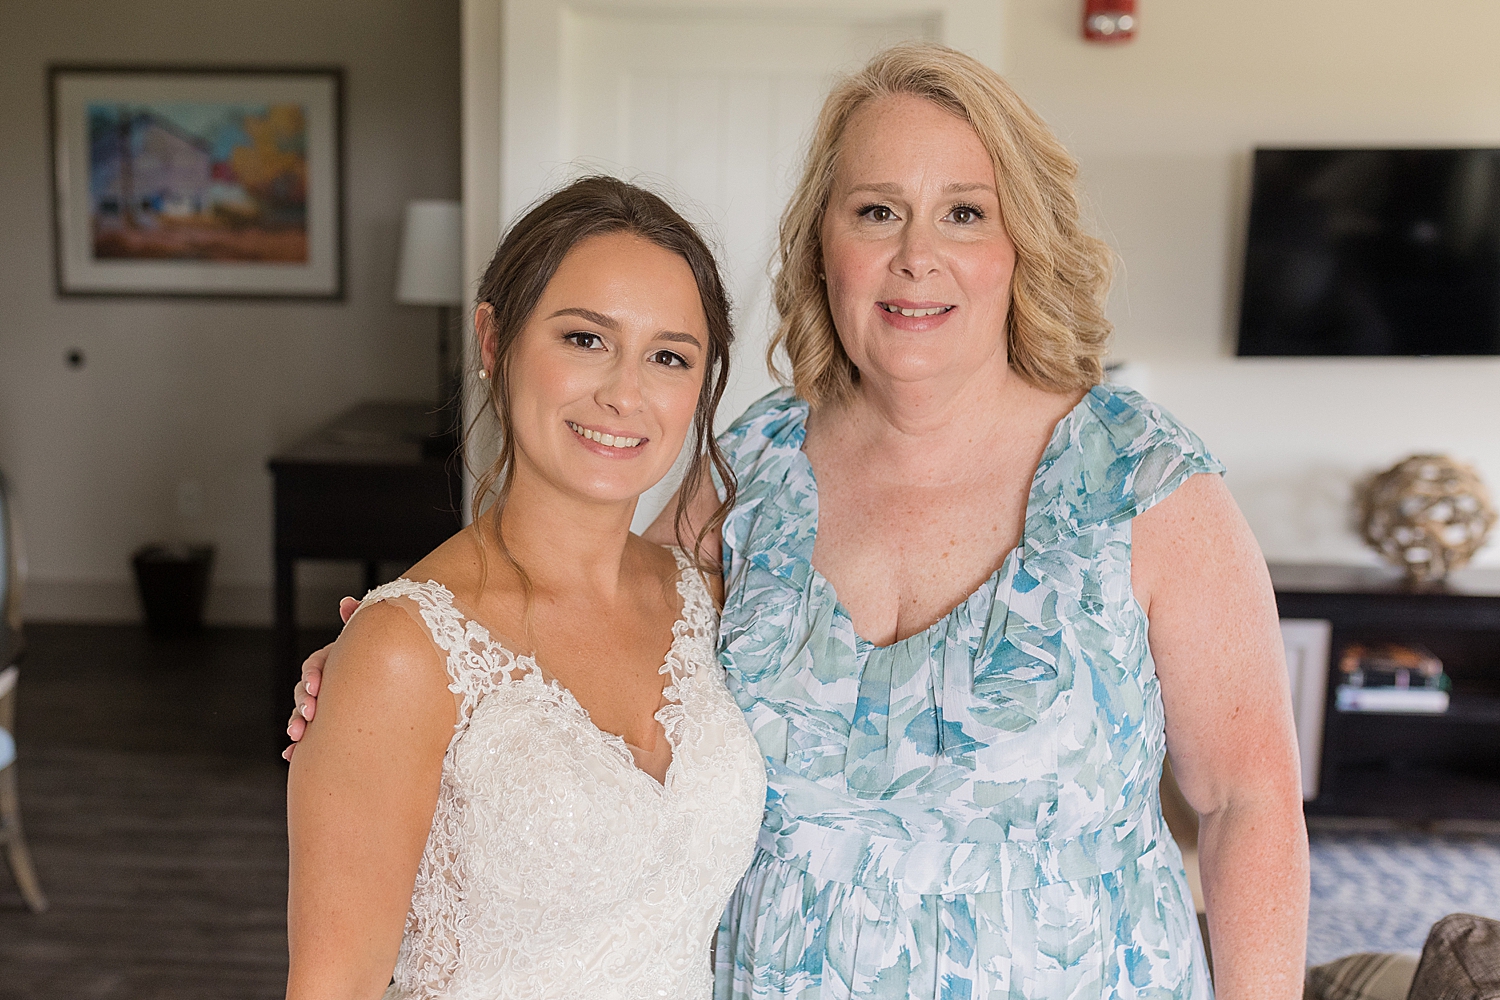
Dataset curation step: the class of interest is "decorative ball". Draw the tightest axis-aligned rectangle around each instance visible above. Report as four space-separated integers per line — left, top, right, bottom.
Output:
1360 454 1496 584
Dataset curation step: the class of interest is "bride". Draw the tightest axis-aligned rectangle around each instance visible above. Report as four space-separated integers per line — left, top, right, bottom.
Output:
284 176 767 1000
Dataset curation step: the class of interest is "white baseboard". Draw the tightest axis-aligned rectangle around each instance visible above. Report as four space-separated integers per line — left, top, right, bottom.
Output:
21 578 356 629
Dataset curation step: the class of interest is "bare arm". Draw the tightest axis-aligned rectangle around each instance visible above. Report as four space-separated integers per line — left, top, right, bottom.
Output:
1134 473 1309 999
285 602 455 1000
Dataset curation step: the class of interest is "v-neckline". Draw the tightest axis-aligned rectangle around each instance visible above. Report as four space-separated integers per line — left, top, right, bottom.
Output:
794 388 1094 653
426 549 702 789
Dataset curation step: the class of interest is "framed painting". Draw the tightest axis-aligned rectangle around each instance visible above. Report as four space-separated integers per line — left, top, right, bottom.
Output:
49 65 343 299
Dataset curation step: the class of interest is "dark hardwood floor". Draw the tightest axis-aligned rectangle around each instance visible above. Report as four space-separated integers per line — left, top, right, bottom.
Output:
0 624 333 1000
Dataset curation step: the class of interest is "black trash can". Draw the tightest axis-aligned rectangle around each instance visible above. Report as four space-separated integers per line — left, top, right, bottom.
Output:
132 544 215 638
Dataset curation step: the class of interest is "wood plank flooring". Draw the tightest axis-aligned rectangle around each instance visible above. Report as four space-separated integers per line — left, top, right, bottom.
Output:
0 624 333 1000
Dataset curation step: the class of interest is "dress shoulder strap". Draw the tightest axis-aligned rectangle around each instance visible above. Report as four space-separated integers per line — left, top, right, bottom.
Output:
667 546 718 653
356 579 526 731
1025 384 1226 549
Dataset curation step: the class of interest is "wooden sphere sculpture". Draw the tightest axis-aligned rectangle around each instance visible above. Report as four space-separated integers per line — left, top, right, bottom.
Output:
1360 454 1496 584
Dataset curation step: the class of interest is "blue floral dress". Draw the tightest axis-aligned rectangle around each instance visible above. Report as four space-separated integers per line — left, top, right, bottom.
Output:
712 384 1220 1000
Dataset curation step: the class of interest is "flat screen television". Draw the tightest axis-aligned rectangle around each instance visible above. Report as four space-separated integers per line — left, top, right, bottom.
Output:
1237 147 1500 356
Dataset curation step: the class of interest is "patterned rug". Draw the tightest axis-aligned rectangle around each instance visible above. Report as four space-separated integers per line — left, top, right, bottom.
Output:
1308 829 1500 964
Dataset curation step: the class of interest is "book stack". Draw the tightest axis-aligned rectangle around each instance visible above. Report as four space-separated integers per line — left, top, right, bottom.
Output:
1334 642 1451 714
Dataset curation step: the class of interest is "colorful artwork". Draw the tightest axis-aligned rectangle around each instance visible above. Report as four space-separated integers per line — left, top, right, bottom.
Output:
51 67 342 298
88 102 309 262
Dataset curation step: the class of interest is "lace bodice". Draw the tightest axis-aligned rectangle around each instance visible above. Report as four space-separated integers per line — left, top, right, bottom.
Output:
358 548 767 1000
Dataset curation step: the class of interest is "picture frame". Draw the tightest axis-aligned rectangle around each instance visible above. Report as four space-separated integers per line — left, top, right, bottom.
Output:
1279 617 1331 800
48 65 344 299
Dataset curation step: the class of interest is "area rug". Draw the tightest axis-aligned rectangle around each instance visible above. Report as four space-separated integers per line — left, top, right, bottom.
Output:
1309 829 1500 964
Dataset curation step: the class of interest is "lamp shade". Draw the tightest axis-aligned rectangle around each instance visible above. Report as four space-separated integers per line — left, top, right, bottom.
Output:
395 200 464 305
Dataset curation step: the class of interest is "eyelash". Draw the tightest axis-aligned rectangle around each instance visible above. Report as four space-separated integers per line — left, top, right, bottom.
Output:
565 332 691 369
949 203 985 223
651 350 690 369
564 331 603 350
856 203 987 224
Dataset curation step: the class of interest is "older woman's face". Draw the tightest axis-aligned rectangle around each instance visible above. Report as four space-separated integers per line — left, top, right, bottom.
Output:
820 94 1016 392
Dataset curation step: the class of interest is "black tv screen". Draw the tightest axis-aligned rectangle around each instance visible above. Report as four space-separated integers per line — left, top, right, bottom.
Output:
1237 148 1500 356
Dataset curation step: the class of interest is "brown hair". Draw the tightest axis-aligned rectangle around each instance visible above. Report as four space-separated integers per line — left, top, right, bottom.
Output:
468 176 736 576
771 42 1114 406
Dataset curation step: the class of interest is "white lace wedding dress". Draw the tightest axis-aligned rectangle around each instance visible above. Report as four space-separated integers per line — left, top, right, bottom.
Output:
356 547 767 1000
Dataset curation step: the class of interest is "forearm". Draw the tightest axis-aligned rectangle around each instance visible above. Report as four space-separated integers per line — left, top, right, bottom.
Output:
1196 794 1309 999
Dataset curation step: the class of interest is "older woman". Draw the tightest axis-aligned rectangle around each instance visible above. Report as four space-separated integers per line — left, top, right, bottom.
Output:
293 42 1307 1000
656 44 1308 999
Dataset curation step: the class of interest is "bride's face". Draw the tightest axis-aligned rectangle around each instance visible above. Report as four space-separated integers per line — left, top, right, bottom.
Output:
482 231 709 508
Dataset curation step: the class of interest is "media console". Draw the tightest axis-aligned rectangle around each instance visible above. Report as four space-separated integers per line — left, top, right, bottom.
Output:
1271 563 1500 823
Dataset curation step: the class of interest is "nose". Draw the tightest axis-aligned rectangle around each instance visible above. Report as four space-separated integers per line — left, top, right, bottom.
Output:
595 356 644 416
890 218 939 281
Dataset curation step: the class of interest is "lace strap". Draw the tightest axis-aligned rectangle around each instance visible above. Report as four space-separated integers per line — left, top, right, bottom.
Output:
666 548 719 682
356 578 522 732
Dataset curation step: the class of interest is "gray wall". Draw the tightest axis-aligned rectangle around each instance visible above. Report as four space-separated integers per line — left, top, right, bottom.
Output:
0 0 461 624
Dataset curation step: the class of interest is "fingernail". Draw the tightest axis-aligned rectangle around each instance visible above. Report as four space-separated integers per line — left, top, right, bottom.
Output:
301 704 312 720
282 748 292 761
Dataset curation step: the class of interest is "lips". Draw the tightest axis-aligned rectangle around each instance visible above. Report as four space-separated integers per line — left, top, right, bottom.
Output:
878 302 955 318
566 420 646 450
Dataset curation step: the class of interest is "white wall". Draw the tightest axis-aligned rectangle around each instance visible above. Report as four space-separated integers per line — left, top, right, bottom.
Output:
1005 0 1500 567
0 0 461 623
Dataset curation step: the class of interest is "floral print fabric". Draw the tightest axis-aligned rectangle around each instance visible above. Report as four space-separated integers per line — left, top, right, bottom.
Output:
713 385 1221 999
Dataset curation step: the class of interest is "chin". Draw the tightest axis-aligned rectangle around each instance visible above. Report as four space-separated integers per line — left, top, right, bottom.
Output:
860 350 972 384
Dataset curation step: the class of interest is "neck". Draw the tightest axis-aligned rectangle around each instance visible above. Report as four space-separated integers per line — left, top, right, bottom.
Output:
811 347 1081 483
847 343 1023 441
489 458 640 601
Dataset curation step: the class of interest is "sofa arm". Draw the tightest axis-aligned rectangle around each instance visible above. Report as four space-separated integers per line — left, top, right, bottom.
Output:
1407 913 1500 1000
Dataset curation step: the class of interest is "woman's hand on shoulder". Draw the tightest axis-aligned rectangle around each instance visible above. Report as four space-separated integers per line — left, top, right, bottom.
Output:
283 596 360 759
285 597 455 1000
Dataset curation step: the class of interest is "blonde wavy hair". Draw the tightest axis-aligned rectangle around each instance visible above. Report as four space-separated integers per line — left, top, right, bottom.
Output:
770 42 1114 406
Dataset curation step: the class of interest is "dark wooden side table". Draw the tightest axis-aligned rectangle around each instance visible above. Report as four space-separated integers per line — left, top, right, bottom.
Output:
1271 563 1500 822
268 402 462 731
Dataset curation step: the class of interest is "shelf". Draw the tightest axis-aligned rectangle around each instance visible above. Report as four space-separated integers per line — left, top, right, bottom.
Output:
1273 566 1500 822
1309 763 1500 822
1331 693 1500 725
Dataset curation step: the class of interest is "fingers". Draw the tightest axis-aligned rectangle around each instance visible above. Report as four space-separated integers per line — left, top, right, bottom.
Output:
293 681 317 723
282 744 295 761
300 643 332 697
339 596 359 625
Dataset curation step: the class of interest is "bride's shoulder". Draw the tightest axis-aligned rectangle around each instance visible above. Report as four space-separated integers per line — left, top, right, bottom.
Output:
325 594 454 718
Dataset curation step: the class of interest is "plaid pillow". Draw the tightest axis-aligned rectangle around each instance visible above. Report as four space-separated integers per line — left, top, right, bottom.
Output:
1305 953 1420 1000
1408 913 1500 1000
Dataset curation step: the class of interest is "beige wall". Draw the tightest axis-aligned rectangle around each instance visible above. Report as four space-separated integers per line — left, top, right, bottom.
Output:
1005 0 1500 567
0 0 461 623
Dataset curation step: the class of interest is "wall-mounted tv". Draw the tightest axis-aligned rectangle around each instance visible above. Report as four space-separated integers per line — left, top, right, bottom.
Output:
1237 148 1500 356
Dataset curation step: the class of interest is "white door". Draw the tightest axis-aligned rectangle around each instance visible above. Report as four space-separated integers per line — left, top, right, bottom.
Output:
464 0 1004 528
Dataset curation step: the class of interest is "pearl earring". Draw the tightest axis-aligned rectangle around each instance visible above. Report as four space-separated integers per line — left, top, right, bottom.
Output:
478 369 489 380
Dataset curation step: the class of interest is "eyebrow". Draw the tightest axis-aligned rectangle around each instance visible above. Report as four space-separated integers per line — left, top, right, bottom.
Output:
845 181 997 196
548 307 702 348
547 307 619 330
